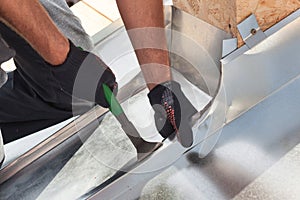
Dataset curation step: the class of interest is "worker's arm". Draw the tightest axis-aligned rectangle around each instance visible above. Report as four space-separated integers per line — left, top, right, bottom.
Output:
0 0 69 65
116 0 196 147
116 0 171 91
0 0 117 106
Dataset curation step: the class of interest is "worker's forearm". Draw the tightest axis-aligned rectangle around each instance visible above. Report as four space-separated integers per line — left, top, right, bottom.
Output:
116 0 171 90
0 0 69 65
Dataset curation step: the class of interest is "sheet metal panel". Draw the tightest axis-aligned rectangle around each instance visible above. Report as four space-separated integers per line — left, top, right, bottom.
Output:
1 6 300 200
223 13 300 123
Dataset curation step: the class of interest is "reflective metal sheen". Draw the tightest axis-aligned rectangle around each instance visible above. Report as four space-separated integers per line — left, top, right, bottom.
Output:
0 6 300 200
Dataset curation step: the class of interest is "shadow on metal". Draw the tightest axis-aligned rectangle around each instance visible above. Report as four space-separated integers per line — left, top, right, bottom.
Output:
1 5 300 200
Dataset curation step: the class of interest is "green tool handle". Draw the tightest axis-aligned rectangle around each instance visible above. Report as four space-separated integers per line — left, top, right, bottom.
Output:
103 84 124 116
103 84 141 139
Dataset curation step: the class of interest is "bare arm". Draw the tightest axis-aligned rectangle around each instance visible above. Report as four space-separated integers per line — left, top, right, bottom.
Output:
0 0 69 65
116 0 171 90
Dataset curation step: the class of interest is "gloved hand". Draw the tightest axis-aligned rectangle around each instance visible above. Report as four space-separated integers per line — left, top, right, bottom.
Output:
50 40 117 108
148 80 197 147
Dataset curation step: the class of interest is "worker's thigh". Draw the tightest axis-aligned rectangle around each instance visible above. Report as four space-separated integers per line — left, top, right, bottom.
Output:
0 22 64 104
0 24 92 143
0 71 74 143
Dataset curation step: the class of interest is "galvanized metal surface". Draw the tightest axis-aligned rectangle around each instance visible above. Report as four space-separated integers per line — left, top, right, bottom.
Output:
222 38 237 58
0 6 223 199
86 8 300 199
237 14 267 49
139 77 300 199
1 6 300 200
223 12 300 123
221 8 300 65
233 144 300 200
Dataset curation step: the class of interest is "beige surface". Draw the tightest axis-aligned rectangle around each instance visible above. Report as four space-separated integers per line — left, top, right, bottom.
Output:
237 0 300 30
174 0 300 46
82 0 120 21
236 0 300 46
70 1 112 36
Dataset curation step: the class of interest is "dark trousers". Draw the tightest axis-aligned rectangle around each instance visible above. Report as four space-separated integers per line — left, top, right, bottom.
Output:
0 23 92 144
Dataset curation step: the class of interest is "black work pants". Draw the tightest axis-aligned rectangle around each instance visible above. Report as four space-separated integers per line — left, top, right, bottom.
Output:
0 23 92 144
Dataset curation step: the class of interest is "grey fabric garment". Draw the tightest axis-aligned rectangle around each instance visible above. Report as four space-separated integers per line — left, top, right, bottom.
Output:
40 0 94 51
0 36 15 88
0 36 15 64
0 68 7 88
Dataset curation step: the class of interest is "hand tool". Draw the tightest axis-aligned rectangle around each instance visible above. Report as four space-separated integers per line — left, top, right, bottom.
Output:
103 84 162 161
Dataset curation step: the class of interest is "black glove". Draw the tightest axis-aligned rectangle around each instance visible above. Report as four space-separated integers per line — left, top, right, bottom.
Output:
50 40 117 108
148 81 197 147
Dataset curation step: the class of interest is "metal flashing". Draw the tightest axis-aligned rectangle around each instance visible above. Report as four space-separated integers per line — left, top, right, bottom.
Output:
237 14 267 48
221 8 300 65
222 38 237 58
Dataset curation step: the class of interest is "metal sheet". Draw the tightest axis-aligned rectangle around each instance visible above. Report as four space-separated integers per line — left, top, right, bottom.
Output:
170 7 230 96
0 6 225 199
139 72 300 200
1 5 300 200
223 14 300 123
135 10 300 200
